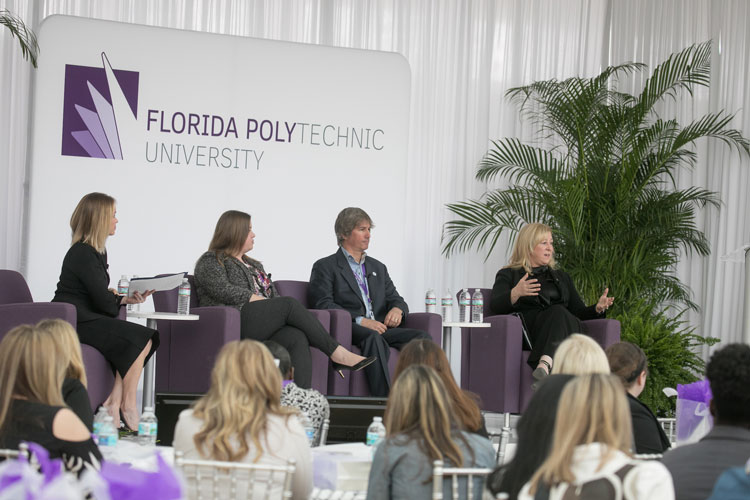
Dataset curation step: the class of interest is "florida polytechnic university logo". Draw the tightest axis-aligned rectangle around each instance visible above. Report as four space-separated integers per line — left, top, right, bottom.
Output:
61 53 139 160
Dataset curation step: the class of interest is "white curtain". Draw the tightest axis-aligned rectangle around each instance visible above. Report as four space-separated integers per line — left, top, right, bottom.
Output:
1 0 748 351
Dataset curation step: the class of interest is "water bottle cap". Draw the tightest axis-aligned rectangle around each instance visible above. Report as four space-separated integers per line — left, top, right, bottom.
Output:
373 416 382 422
144 406 154 412
120 275 127 279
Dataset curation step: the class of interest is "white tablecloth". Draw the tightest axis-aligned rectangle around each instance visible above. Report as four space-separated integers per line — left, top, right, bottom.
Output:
98 438 174 471
312 442 372 492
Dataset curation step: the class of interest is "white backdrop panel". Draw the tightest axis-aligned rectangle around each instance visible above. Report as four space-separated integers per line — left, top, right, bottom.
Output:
26 15 410 300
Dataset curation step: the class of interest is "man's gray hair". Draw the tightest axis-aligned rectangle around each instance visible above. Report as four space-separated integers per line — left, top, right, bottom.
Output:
335 207 374 246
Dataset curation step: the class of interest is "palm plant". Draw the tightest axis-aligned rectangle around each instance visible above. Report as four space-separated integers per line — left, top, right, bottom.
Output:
1 9 39 67
443 41 749 313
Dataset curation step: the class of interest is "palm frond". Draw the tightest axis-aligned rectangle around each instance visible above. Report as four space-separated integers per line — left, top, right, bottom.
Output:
0 9 39 67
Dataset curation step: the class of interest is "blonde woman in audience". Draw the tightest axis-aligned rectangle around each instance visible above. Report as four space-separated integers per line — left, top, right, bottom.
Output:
550 333 610 375
367 365 495 500
173 340 312 499
519 374 674 500
0 324 102 473
36 319 94 431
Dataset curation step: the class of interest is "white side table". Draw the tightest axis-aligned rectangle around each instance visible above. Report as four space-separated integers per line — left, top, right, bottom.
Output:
128 311 199 409
441 321 490 365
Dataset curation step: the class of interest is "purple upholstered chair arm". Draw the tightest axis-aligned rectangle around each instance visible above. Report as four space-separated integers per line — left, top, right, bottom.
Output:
165 305 241 393
582 318 621 349
404 312 442 345
0 302 77 336
81 344 115 411
461 314 523 414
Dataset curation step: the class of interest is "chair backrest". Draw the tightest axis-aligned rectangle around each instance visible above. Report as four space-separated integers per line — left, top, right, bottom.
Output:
432 460 493 500
273 280 310 308
175 452 296 500
318 418 330 446
0 270 34 304
0 443 29 460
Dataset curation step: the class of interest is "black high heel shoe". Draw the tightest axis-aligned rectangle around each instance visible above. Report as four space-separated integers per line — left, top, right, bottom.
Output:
120 409 139 434
332 356 378 379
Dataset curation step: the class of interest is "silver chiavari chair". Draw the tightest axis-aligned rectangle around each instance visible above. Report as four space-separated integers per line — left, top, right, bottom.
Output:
432 459 494 500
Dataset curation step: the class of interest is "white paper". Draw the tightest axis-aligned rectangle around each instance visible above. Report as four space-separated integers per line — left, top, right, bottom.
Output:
128 273 185 296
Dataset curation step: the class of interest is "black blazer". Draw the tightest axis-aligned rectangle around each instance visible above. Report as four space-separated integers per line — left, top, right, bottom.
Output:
52 242 122 322
308 248 409 323
489 266 602 328
628 393 670 454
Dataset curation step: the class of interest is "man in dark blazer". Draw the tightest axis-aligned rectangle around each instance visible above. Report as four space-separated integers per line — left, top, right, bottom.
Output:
308 207 430 396
661 343 750 500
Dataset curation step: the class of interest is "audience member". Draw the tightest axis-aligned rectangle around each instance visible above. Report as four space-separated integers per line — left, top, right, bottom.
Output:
0 324 102 473
550 333 610 376
52 192 157 431
37 319 94 431
173 340 312 499
309 207 431 396
606 341 670 454
366 365 495 500
488 375 575 500
264 340 330 445
393 339 488 437
194 210 374 389
520 374 674 500
490 223 613 385
661 343 750 500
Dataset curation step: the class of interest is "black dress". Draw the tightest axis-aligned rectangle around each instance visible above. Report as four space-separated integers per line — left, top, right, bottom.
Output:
62 378 94 432
52 242 158 378
0 399 102 473
490 266 604 368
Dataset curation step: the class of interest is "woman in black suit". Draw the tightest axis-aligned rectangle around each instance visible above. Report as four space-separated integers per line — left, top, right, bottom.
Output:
490 223 614 383
52 192 158 431
606 342 671 454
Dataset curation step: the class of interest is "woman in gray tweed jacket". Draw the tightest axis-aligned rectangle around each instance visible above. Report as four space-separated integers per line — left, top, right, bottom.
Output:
194 210 375 388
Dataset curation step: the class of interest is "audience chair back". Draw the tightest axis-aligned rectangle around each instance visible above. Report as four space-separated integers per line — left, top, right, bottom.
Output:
0 443 29 460
318 418 330 446
432 459 493 500
175 452 296 500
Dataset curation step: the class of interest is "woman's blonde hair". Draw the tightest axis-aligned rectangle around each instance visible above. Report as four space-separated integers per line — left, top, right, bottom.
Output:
192 340 295 462
70 192 116 253
208 210 252 260
393 339 483 433
551 334 610 375
36 319 87 388
0 324 68 434
504 223 556 273
528 374 632 493
385 364 467 467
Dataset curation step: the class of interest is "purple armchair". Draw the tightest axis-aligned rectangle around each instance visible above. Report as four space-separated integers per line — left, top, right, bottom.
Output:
152 275 241 394
273 280 348 395
460 288 620 413
0 270 115 411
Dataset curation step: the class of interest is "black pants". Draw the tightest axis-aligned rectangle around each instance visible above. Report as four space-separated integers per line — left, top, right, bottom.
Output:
351 324 431 397
526 304 583 369
240 296 339 388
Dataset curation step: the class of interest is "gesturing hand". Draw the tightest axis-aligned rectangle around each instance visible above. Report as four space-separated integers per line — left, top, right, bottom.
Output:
510 273 540 304
361 318 388 334
596 288 614 314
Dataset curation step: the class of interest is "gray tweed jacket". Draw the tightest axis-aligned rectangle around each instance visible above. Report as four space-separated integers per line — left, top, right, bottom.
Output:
193 251 278 309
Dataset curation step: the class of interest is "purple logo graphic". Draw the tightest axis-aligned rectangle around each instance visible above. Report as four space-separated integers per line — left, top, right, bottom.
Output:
61 53 139 159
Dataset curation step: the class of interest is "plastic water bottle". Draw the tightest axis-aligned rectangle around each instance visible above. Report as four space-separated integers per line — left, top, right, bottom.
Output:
138 407 158 446
92 407 108 444
117 275 130 296
425 289 437 313
459 289 472 323
471 289 484 323
300 412 315 445
366 416 386 447
440 290 453 322
98 415 118 447
177 278 191 315
127 275 139 313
